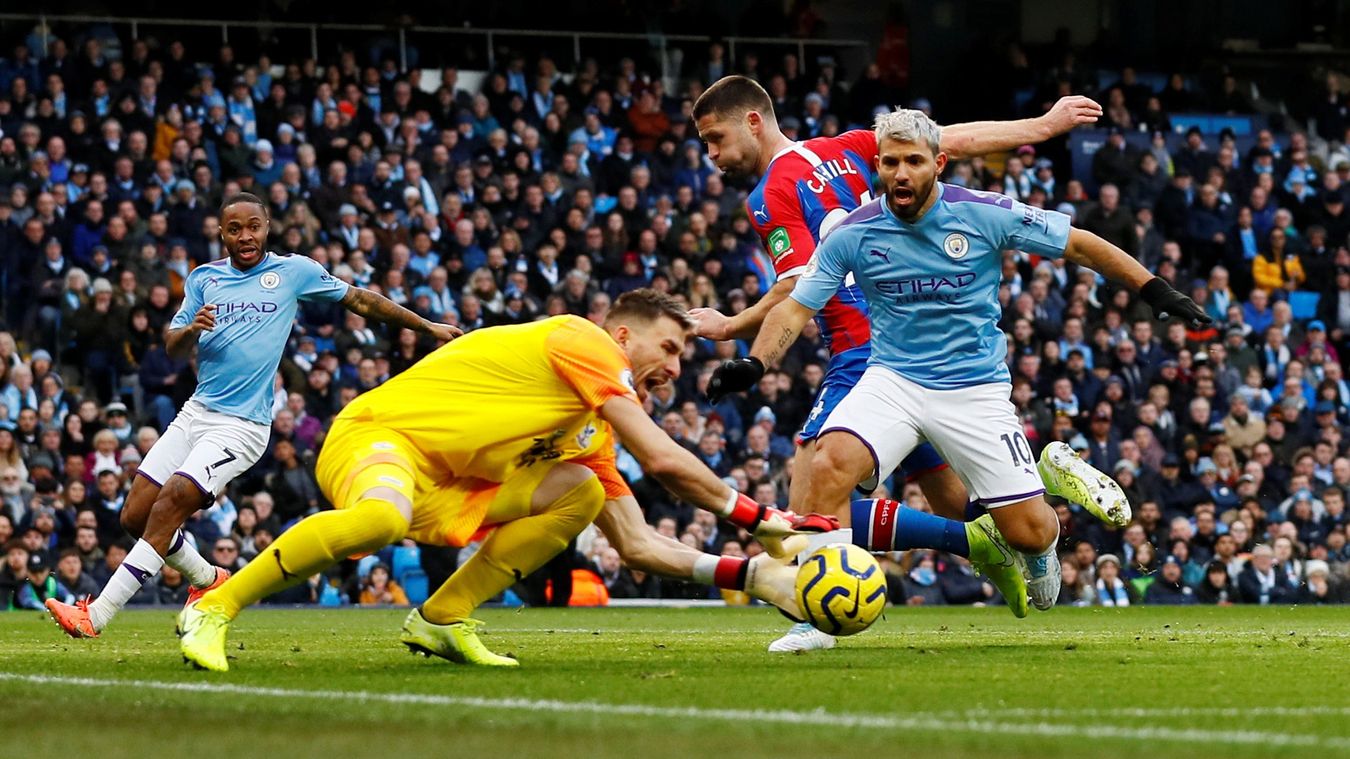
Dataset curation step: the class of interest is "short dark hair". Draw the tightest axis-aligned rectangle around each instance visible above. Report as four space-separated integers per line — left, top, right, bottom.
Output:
605 288 693 330
220 191 267 216
692 75 774 123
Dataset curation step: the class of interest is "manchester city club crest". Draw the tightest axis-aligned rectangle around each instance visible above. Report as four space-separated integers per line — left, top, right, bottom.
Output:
260 271 281 289
943 233 969 259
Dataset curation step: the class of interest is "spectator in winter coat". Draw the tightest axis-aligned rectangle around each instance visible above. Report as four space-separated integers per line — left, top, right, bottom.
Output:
1143 556 1197 605
1237 544 1298 604
1194 560 1238 604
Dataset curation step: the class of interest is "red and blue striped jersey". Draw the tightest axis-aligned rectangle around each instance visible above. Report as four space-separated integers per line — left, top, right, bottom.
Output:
746 129 877 364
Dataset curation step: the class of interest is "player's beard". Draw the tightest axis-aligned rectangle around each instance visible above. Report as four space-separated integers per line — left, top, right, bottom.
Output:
887 177 934 221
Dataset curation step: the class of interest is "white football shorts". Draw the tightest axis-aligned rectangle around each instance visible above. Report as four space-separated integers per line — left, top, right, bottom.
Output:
137 399 270 497
818 365 1045 508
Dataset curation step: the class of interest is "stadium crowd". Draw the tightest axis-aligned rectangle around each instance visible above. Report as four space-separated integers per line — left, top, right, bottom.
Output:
2 23 1350 613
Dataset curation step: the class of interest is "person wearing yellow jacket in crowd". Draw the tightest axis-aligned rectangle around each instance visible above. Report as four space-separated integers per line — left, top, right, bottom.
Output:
1252 228 1306 294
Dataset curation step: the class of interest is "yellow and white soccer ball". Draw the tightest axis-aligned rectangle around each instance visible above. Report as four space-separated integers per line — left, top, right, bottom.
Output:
794 543 887 636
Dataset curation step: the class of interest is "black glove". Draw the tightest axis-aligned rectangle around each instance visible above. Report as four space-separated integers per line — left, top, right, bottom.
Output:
707 356 765 404
1139 277 1212 327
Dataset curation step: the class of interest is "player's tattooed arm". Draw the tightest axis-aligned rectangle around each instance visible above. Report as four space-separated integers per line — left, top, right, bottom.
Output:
749 296 818 368
340 286 463 342
764 325 796 366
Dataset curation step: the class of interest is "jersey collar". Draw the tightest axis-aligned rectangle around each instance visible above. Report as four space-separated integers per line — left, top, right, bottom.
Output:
770 141 799 163
769 141 824 168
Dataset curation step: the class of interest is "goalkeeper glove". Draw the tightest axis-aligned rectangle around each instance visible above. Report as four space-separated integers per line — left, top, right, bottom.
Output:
1139 277 1212 327
721 491 839 557
744 541 809 620
707 356 765 404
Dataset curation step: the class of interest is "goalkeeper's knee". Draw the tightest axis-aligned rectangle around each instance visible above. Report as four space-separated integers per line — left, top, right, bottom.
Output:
541 470 605 533
338 495 411 556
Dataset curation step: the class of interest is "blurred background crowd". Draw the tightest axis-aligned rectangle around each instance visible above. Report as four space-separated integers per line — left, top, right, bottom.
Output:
2 4 1350 612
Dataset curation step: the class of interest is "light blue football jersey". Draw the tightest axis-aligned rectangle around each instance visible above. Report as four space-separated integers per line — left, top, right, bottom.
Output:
791 183 1071 390
171 252 350 423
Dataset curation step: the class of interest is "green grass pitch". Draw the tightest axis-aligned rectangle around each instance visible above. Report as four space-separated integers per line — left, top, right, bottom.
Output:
2 605 1348 759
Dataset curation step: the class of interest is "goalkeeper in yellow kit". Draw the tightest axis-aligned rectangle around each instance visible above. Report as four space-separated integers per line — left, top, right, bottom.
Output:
179 289 831 670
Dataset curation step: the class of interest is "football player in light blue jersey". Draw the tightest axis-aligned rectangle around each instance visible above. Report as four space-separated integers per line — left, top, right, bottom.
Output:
714 109 1209 615
47 192 461 639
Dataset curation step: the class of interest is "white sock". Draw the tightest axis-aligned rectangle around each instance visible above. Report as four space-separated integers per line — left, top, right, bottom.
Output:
164 530 219 587
797 528 854 563
88 539 164 631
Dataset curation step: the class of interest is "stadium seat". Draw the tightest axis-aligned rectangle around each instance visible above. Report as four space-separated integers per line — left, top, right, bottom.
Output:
391 545 421 580
401 570 429 604
356 554 380 579
319 583 344 606
1290 291 1320 320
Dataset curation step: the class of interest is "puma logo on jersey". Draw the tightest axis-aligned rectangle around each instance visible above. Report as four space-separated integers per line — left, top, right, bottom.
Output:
868 249 890 262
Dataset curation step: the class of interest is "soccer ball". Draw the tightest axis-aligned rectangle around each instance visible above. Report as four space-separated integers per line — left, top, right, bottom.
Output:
794 543 887 636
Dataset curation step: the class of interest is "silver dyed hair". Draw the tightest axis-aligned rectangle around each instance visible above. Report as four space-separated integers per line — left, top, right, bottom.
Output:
873 108 942 155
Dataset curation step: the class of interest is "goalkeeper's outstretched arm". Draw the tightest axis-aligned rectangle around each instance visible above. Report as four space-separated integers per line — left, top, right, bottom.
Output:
594 494 804 616
601 396 831 540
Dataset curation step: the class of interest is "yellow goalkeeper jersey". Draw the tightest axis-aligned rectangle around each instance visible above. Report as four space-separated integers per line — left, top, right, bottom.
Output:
333 315 639 486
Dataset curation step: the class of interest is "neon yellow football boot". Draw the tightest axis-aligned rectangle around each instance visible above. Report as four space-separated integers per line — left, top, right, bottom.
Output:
965 514 1029 618
178 600 231 672
1039 441 1132 527
400 609 519 667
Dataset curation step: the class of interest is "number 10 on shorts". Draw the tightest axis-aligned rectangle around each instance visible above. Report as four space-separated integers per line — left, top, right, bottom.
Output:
1000 432 1034 466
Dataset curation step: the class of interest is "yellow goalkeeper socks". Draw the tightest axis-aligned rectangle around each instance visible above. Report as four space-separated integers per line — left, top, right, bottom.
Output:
199 498 409 620
422 475 604 624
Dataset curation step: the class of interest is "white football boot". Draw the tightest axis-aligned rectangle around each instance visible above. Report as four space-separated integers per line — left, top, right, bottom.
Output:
1023 546 1062 612
767 622 837 653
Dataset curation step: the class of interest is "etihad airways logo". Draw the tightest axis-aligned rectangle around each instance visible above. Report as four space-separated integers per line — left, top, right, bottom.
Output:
874 273 976 295
217 301 280 314
874 273 977 304
215 301 281 324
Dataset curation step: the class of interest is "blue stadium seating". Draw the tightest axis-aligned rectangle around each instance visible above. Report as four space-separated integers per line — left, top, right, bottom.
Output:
1290 291 1321 320
356 554 380 578
319 583 344 606
401 570 429 604
391 546 421 580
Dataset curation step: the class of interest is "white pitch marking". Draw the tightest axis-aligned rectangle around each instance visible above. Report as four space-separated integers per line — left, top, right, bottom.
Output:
1 673 1347 750
950 706 1350 719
